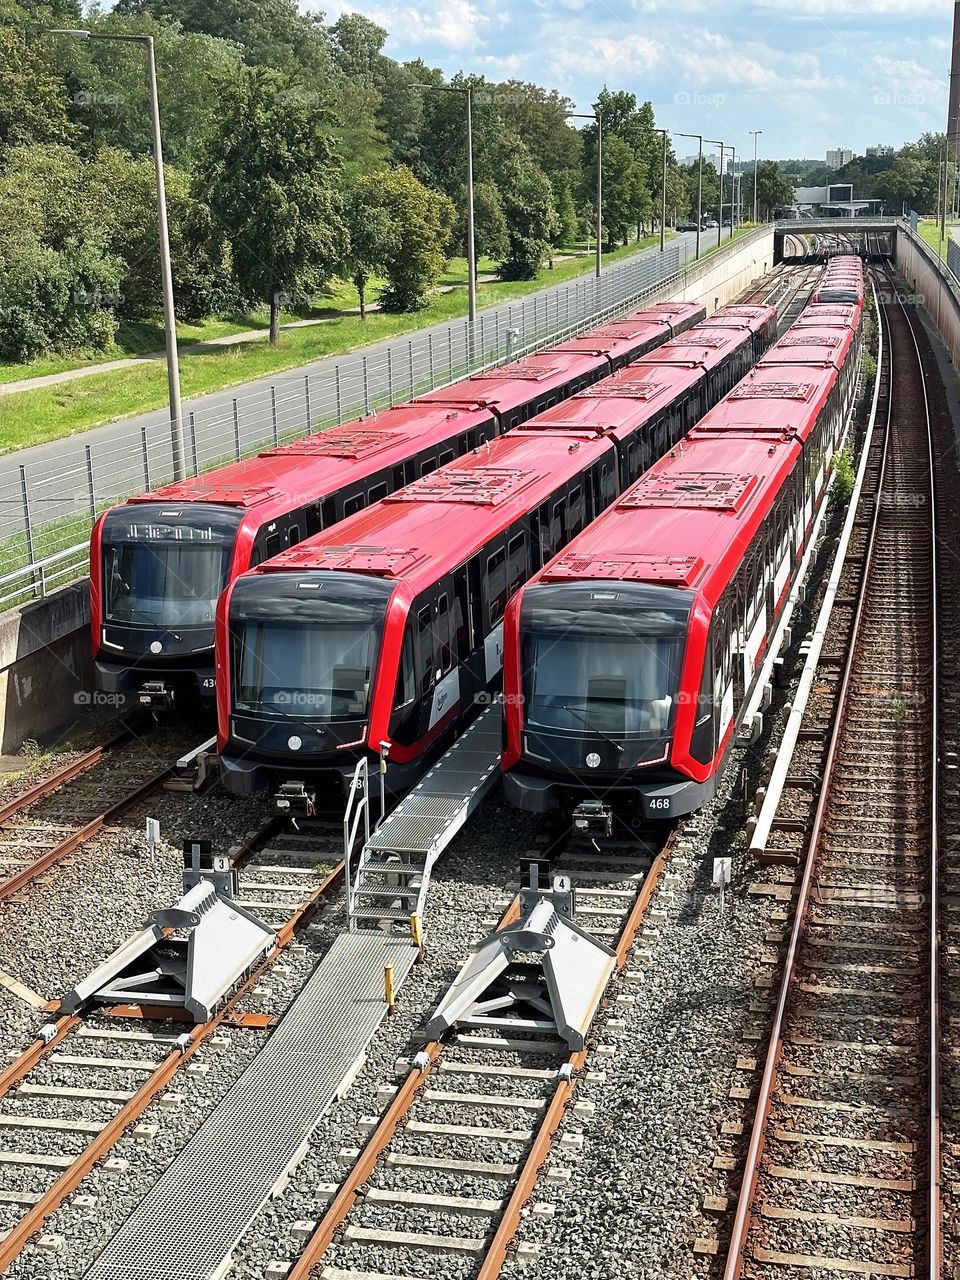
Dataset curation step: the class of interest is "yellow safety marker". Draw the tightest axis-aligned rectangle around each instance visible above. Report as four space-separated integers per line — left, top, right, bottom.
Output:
410 913 423 962
384 964 396 1015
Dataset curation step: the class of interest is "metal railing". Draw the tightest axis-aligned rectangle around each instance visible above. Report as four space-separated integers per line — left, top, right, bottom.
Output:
0 226 771 613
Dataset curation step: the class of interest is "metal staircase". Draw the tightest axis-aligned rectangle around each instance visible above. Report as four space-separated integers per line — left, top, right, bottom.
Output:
345 703 503 933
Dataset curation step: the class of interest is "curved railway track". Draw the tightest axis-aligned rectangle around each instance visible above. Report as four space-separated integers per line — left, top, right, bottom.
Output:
723 260 942 1277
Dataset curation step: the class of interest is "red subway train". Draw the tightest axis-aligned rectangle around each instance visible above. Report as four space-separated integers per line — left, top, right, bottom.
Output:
89 301 705 708
810 255 864 306
216 303 777 801
501 293 864 823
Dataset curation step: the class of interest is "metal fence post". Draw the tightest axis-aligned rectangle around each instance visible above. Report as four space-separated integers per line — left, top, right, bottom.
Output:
141 426 151 490
387 348 394 405
408 340 414 396
428 334 434 385
271 387 280 446
190 412 199 475
84 445 96 521
448 327 453 378
479 312 485 361
18 465 35 575
363 356 370 414
305 375 313 433
335 366 343 424
233 399 241 460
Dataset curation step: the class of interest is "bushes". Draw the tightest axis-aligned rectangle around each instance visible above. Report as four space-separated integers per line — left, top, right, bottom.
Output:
0 240 122 361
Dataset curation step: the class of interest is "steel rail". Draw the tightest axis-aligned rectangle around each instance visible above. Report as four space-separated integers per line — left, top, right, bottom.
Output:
721 265 942 1279
0 757 176 904
0 847 345 1269
0 723 135 827
287 830 676 1280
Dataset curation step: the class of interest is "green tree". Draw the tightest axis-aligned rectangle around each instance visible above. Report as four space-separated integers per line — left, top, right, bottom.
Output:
0 23 73 160
549 172 578 247
196 67 347 343
114 0 335 78
343 179 397 319
456 180 508 268
498 148 558 280
741 159 796 221
371 165 455 312
0 239 122 361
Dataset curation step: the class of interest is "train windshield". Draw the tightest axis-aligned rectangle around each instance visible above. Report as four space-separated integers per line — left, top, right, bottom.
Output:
521 583 694 740
101 504 242 628
230 571 392 722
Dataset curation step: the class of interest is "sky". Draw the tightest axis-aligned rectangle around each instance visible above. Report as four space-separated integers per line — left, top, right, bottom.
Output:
315 0 955 162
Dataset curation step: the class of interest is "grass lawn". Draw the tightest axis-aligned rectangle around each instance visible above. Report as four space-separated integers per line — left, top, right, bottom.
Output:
0 234 678 454
917 218 960 259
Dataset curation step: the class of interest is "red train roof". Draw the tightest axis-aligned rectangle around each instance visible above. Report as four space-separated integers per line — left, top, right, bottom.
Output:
637 321 762 368
534 433 799 607
794 303 861 329
697 304 777 332
685 361 838 443
757 324 854 368
248 431 613 592
414 349 605 416
125 401 494 511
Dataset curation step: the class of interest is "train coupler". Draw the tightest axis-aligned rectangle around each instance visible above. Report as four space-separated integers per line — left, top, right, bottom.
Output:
137 680 175 711
572 800 613 840
273 780 316 819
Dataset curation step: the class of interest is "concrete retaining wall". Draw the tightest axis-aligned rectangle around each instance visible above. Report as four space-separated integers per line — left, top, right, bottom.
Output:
896 226 960 369
0 584 92 753
0 229 778 755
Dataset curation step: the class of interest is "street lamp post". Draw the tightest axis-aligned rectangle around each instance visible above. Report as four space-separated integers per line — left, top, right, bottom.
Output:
675 132 704 260
706 140 725 248
730 146 738 231
568 111 603 278
750 129 762 223
414 83 477 323
52 28 186 480
655 128 668 252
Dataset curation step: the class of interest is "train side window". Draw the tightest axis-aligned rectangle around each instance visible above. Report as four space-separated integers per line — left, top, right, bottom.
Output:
369 481 389 504
507 532 527 595
467 556 483 646
394 629 416 710
436 594 452 675
287 522 302 548
264 531 282 561
439 449 455 467
343 492 364 518
416 606 434 695
420 457 438 477
486 547 508 625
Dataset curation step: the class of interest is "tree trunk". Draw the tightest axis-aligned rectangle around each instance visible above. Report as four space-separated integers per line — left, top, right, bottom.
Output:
269 290 280 346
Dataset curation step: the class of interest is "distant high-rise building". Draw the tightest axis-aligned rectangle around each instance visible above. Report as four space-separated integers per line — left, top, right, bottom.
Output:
826 148 855 169
866 144 895 158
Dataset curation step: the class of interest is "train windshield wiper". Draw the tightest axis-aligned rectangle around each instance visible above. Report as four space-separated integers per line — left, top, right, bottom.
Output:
558 703 623 753
258 697 328 737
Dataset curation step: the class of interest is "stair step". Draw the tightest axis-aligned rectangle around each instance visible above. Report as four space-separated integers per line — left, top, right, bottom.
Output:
351 906 412 922
355 886 420 900
360 859 425 875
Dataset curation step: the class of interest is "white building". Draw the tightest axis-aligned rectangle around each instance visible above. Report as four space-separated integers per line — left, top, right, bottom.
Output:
866 144 895 158
826 147 855 169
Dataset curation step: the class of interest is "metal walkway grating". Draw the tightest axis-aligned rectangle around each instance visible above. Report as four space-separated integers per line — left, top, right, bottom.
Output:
84 932 417 1280
366 704 502 857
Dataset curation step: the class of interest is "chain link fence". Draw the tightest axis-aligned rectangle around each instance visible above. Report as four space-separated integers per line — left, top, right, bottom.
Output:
0 228 768 612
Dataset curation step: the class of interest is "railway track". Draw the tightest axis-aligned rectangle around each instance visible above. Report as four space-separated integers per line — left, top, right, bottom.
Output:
722 263 941 1277
282 826 674 1280
0 816 343 1267
0 725 202 904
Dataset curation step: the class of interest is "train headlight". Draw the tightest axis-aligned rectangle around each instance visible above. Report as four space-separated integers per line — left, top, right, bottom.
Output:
586 752 601 769
288 735 302 751
150 641 163 654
